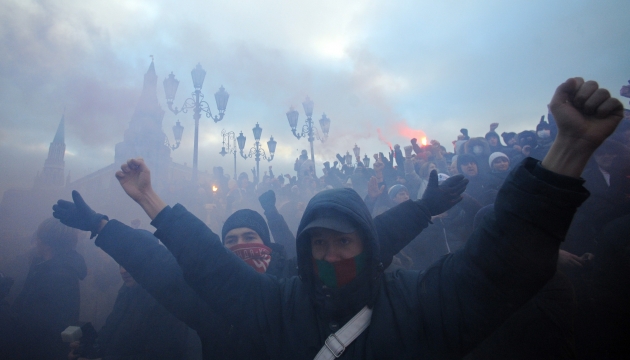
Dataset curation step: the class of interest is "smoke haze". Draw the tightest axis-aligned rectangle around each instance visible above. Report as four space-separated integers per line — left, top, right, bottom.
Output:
1 0 629 194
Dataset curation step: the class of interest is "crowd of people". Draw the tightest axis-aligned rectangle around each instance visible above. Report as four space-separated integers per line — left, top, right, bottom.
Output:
0 77 628 359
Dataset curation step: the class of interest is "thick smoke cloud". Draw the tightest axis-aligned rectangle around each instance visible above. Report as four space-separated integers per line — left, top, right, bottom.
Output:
1 0 629 194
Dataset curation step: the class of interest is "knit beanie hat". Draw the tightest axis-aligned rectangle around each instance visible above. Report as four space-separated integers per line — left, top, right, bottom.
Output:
222 209 271 246
488 152 509 167
388 184 408 200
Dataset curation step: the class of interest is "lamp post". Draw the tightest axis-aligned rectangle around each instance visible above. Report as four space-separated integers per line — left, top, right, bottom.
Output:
344 151 353 167
352 144 361 164
219 129 238 180
163 63 230 183
168 120 185 150
237 123 277 183
285 96 331 176
362 154 371 168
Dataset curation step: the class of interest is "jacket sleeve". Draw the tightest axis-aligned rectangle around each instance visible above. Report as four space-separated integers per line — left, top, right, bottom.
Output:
264 207 297 259
416 158 589 357
373 200 431 268
95 220 217 334
149 206 280 330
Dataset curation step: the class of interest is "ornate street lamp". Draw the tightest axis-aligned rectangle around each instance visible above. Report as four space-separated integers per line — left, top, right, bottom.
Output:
362 154 371 168
163 63 230 183
167 120 185 150
219 129 238 180
285 96 331 176
344 151 353 167
238 123 276 183
352 144 361 163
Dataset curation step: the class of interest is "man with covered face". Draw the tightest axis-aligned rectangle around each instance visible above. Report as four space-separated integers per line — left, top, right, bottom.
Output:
77 77 624 358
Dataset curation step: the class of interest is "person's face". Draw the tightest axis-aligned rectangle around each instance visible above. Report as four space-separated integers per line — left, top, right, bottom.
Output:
120 266 137 287
507 138 518 146
488 137 498 147
594 153 616 171
224 227 264 250
310 228 364 263
491 157 510 172
393 190 409 204
461 162 478 177
428 163 437 173
449 162 459 175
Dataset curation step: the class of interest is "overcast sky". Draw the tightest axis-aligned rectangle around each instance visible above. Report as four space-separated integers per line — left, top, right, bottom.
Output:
1 0 629 194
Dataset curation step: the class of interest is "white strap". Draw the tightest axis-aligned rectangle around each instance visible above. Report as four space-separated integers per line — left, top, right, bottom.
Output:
314 306 373 360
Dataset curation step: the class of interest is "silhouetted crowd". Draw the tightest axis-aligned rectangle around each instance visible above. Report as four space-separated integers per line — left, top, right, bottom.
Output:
0 78 629 359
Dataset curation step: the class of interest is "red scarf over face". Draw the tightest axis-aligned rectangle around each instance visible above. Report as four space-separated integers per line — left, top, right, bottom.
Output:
229 243 272 273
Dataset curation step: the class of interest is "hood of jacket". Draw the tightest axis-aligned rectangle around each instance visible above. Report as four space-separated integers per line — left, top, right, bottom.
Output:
295 188 383 320
464 137 491 157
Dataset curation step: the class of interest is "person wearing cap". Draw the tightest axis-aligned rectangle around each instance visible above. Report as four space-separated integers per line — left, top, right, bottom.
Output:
80 78 624 359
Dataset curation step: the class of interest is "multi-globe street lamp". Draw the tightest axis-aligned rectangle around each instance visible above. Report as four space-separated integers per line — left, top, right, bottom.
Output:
219 129 238 180
285 96 331 176
163 63 230 183
237 123 277 183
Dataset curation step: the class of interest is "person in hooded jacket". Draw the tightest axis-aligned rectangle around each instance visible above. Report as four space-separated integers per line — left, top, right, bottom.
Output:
53 175 467 359
463 137 492 174
109 78 622 359
12 217 87 360
457 153 493 205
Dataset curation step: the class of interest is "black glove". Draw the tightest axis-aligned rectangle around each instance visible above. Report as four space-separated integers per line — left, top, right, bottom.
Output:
419 171 468 216
258 190 276 212
52 190 108 239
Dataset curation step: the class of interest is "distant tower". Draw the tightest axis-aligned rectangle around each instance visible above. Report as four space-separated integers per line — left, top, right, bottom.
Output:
114 60 171 188
35 114 66 188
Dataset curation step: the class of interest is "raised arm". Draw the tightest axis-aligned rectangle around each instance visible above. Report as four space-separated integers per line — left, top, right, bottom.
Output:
114 158 279 328
417 78 624 356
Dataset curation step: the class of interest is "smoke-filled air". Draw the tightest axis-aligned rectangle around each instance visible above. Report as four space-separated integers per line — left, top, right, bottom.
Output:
1 0 629 359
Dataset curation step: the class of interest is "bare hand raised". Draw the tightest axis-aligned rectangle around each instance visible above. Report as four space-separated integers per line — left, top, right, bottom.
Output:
549 77 624 150
543 78 624 177
115 158 166 220
115 158 153 203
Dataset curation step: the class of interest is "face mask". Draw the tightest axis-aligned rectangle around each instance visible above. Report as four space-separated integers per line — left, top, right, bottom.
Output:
313 252 367 288
230 243 272 273
472 146 483 155
537 130 551 139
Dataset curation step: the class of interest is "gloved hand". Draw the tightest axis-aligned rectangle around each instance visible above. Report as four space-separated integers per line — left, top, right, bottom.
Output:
258 190 277 212
419 170 468 216
52 190 108 238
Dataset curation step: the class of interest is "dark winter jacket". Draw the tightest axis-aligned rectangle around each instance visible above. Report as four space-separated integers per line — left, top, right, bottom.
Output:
12 250 87 360
93 283 188 360
96 222 246 360
149 158 588 359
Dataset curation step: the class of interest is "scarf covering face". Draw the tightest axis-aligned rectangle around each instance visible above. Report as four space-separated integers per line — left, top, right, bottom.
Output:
230 243 272 273
313 252 367 288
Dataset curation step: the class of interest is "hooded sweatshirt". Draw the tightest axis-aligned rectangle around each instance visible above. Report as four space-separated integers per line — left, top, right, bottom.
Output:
149 158 589 359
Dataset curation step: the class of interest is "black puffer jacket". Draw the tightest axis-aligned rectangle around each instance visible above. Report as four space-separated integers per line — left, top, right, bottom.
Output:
150 158 588 359
12 250 87 360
